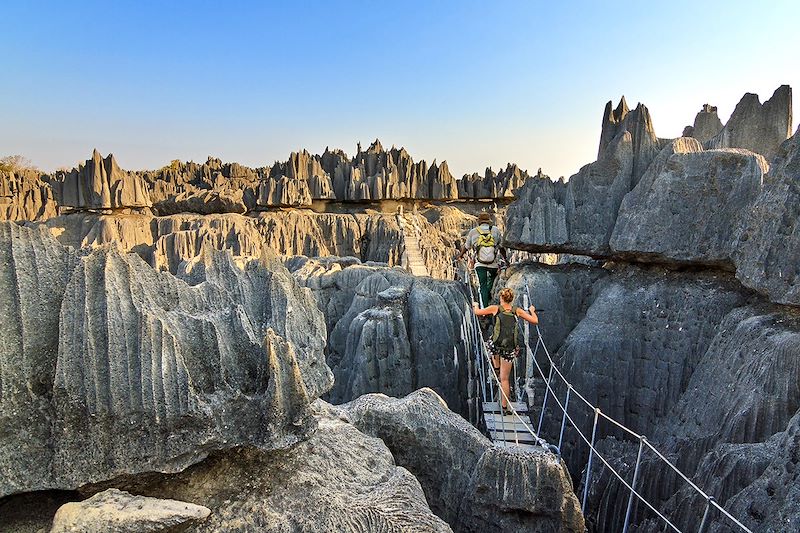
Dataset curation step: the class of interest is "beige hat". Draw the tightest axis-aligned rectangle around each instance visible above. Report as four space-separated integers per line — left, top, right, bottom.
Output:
477 212 492 223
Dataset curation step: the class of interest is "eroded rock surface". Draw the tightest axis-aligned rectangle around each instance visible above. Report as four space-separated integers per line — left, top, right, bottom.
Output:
342 389 584 533
706 85 793 160
49 488 210 533
0 222 333 497
57 150 152 210
112 404 452 532
289 258 471 413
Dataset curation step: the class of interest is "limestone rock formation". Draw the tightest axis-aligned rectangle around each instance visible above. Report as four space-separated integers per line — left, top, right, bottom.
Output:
154 189 248 215
290 258 471 412
342 389 585 533
683 104 724 143
0 222 333 497
49 488 211 533
58 150 152 210
611 141 768 267
734 126 800 306
0 169 59 221
505 97 663 256
706 85 793 160
458 164 535 199
107 404 452 532
40 210 406 275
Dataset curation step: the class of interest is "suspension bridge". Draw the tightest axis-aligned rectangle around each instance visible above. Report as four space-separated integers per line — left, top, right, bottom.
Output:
459 266 753 533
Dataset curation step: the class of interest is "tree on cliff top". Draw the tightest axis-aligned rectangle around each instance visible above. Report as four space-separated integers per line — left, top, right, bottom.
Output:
0 155 37 173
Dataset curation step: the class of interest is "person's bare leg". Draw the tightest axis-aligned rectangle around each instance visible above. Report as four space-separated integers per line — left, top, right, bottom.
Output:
500 357 513 410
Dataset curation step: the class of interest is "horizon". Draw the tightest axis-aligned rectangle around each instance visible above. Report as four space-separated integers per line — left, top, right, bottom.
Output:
2 0 798 179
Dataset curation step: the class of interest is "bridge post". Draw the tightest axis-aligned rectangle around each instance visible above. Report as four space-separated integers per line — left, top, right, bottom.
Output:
558 385 572 450
697 496 715 533
581 407 600 512
537 365 553 436
622 436 646 533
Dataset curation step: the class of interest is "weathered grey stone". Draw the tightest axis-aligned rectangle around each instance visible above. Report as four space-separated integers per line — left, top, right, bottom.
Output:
505 98 660 256
706 85 793 160
49 488 210 533
734 126 800 306
292 261 471 412
342 389 585 533
611 142 767 267
0 223 333 497
112 405 452 532
684 104 724 143
458 164 535 199
154 189 247 215
58 150 152 210
0 169 59 221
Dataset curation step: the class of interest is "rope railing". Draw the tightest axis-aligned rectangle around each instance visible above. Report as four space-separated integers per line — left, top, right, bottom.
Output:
518 283 753 533
456 259 753 533
462 267 549 449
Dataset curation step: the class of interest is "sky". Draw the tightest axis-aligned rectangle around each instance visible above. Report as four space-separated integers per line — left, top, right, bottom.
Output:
1 0 798 179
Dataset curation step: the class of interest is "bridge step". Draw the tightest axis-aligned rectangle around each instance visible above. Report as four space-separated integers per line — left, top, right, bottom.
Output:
482 401 527 413
493 441 542 452
484 415 533 433
488 429 540 443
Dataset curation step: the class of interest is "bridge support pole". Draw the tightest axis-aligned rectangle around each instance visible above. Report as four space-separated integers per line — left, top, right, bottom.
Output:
622 436 646 533
581 407 600 512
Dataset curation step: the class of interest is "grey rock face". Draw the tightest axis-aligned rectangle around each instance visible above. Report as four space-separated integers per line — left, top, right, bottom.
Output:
505 98 660 257
0 169 59 221
582 304 800 532
291 259 471 412
342 389 585 533
114 405 453 532
611 142 767 267
684 104 724 143
57 150 152 210
0 222 333 497
39 210 406 275
706 85 793 160
49 488 211 533
458 164 537 199
734 126 800 306
154 189 248 215
551 266 746 441
498 261 609 353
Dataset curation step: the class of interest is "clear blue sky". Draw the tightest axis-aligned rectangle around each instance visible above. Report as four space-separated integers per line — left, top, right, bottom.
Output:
2 0 798 179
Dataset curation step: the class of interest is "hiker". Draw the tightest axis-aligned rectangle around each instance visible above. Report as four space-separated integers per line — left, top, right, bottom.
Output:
473 287 538 414
455 212 507 308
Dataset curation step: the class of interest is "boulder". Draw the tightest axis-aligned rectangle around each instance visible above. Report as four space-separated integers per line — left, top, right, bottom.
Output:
0 222 333 497
706 85 793 160
610 141 767 267
342 389 585 533
49 488 210 533
109 404 452 532
58 150 152 210
733 126 800 306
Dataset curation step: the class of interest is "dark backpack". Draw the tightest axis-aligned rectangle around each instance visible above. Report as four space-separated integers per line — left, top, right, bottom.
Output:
492 305 518 350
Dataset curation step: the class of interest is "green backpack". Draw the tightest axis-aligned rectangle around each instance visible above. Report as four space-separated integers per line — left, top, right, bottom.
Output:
492 305 519 350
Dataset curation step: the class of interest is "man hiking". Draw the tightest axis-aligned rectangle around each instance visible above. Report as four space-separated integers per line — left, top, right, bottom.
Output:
455 212 507 308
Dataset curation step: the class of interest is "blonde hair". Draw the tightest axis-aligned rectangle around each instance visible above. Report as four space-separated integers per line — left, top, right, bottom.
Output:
499 288 514 303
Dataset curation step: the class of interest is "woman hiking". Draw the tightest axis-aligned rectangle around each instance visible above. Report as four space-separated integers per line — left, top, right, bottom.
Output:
473 287 538 414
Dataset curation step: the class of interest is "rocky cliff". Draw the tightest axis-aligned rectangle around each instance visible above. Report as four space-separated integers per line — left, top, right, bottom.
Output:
0 221 332 497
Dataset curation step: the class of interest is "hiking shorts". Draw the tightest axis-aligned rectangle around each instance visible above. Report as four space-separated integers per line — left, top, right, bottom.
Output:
487 339 519 362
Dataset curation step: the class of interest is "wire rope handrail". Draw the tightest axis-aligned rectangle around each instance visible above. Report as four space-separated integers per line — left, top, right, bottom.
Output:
518 283 753 533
